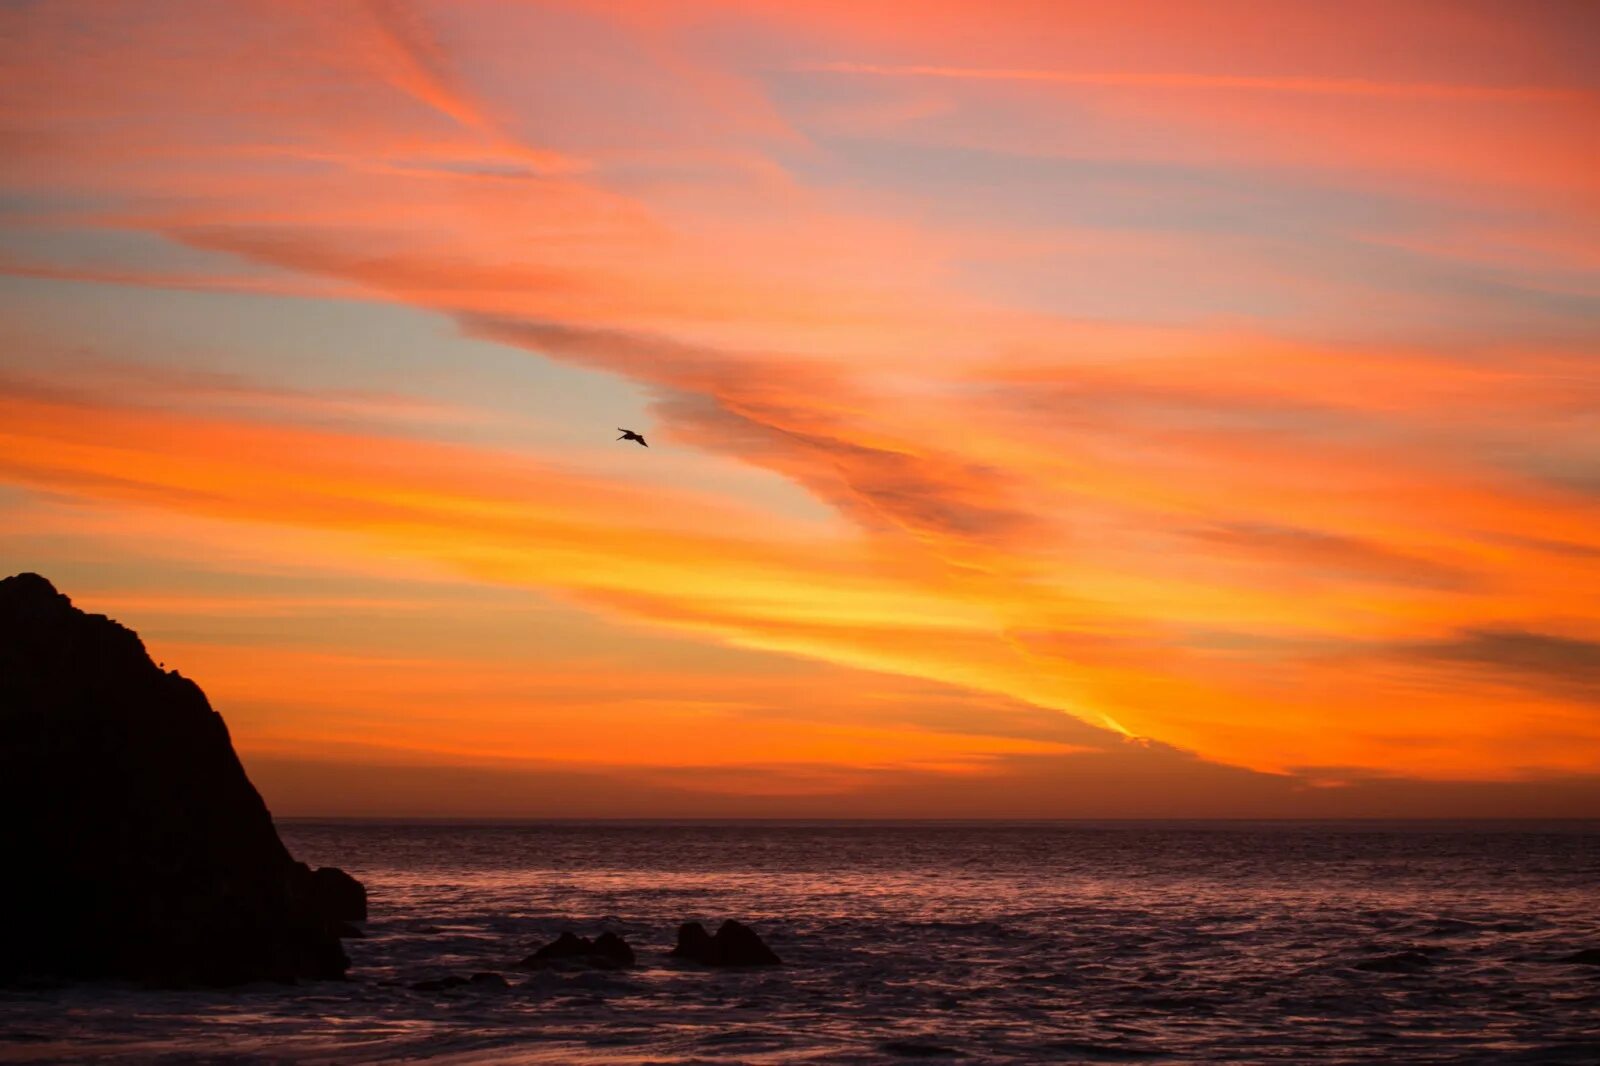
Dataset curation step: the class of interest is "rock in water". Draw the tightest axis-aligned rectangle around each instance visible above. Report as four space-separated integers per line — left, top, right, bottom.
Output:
670 920 782 966
592 932 636 966
0 573 364 986
519 930 635 969
311 866 368 922
709 919 783 966
671 921 718 961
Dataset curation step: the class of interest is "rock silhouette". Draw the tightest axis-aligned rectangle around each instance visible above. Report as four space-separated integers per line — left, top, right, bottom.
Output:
519 930 635 969
670 920 782 966
1559 948 1600 966
310 866 368 922
0 573 365 986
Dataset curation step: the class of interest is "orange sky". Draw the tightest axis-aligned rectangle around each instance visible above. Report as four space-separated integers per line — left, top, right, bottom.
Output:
1 1 1596 816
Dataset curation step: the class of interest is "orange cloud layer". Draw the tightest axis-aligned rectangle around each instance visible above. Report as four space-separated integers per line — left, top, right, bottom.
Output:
2 361 1595 780
1 0 1596 804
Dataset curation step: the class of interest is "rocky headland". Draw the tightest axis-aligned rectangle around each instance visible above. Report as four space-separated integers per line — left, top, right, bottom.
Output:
0 573 365 986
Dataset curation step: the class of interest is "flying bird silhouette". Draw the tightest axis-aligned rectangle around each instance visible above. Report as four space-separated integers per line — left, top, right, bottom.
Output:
616 428 648 447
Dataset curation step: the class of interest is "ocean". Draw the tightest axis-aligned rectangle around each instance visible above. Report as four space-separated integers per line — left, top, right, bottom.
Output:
2 820 1597 1063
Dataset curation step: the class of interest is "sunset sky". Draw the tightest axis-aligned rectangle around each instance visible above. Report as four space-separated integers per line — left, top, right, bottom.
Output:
2 0 1597 816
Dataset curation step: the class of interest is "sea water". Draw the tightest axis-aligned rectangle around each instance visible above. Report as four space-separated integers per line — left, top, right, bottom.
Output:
2 820 1597 1063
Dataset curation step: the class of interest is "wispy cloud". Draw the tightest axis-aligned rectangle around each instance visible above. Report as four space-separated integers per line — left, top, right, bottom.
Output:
357 0 586 173
1407 628 1600 702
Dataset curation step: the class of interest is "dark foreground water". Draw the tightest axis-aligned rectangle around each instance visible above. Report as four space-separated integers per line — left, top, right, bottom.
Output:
3 821 1598 1064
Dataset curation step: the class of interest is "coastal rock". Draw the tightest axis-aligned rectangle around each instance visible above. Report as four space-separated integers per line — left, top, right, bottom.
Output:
592 932 635 966
0 573 364 986
310 866 368 922
519 930 635 969
673 922 717 961
670 920 782 966
1559 948 1600 966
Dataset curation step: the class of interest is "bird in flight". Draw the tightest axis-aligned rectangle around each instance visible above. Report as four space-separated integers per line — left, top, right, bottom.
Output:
616 428 648 447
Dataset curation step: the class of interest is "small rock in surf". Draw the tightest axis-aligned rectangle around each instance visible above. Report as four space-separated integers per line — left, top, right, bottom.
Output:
670 919 781 966
519 930 635 969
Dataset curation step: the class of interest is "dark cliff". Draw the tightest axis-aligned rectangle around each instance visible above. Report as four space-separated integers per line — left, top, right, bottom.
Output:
0 573 364 985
